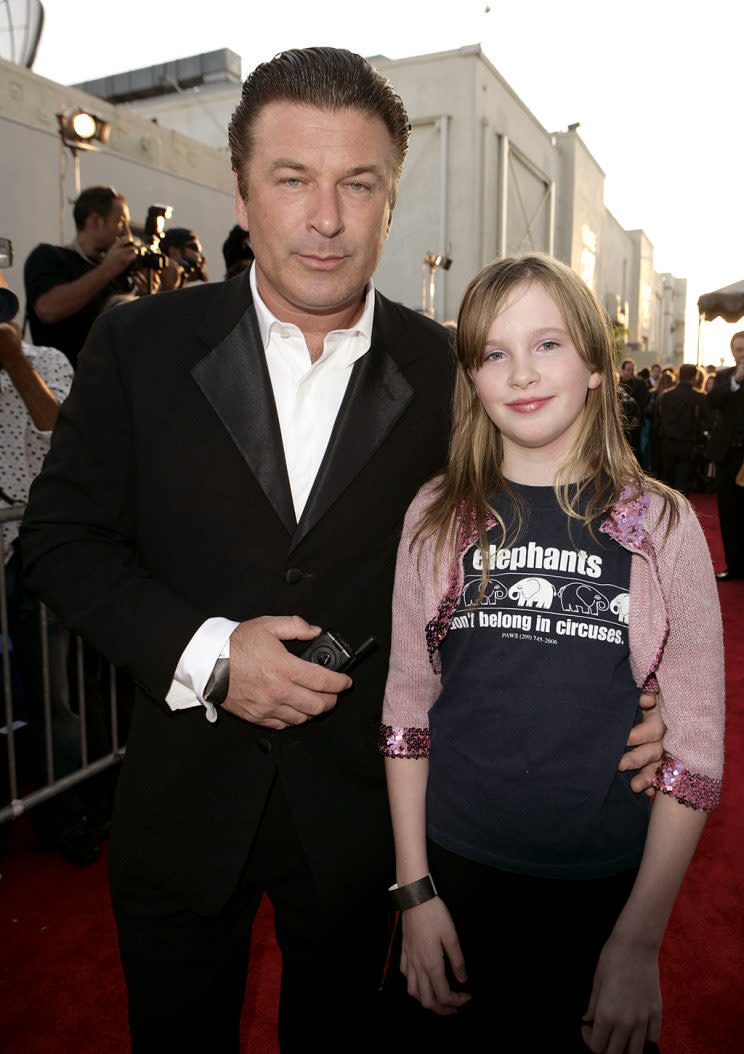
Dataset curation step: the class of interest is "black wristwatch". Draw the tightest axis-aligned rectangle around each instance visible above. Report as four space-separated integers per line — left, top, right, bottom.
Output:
203 642 230 706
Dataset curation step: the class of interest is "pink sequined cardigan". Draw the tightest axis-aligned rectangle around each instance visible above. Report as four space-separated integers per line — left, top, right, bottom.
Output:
380 479 725 813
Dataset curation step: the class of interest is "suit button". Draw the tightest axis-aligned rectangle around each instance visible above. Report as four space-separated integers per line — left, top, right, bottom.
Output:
285 568 304 585
257 737 272 754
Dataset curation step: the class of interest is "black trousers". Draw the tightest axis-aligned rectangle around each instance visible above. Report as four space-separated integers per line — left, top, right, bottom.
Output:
661 439 697 496
384 839 661 1053
716 444 744 575
113 774 394 1053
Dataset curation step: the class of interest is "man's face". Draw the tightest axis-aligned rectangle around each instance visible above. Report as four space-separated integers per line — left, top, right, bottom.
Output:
91 200 132 253
650 365 661 382
235 102 395 322
732 337 744 369
621 360 635 378
167 237 208 282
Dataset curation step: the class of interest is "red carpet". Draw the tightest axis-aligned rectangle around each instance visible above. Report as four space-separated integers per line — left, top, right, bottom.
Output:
0 493 741 1052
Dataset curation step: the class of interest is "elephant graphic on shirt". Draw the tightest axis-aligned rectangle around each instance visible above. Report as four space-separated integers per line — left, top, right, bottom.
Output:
462 577 508 607
610 593 630 624
508 577 555 608
558 582 609 616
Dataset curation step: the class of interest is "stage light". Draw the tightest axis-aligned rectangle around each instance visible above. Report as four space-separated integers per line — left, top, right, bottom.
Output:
424 253 453 271
56 108 113 227
56 107 111 150
71 112 97 139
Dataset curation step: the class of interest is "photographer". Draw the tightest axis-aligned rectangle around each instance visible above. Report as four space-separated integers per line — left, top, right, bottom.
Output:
24 186 179 369
160 227 209 287
222 223 254 280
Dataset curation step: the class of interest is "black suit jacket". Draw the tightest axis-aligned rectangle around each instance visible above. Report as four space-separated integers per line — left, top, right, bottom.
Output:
21 268 455 915
706 367 744 463
657 382 712 445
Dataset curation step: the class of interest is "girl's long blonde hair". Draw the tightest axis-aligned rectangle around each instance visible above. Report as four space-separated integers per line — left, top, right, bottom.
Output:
415 253 678 573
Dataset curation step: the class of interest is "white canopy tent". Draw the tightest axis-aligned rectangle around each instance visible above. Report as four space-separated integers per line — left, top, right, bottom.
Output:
696 280 744 364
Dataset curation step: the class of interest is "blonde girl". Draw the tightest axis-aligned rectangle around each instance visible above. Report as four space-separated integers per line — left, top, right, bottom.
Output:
381 254 724 1053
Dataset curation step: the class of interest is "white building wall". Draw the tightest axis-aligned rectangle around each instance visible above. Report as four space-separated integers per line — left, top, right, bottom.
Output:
654 273 687 366
0 57 235 319
123 83 238 153
4 45 685 350
554 132 605 292
627 229 655 353
373 46 560 319
597 209 633 333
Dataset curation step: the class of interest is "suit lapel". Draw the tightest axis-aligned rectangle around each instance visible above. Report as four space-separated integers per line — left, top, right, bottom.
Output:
191 284 296 536
290 296 414 553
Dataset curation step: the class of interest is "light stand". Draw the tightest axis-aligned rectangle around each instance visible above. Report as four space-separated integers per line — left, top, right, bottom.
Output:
421 252 452 319
56 108 111 242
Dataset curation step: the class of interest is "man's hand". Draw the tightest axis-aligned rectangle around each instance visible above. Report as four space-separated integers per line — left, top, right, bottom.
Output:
159 257 183 291
619 692 666 795
0 320 24 369
222 615 352 729
100 236 137 279
131 269 160 295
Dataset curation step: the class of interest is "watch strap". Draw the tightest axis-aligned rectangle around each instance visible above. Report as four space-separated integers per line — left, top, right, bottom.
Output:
389 873 438 911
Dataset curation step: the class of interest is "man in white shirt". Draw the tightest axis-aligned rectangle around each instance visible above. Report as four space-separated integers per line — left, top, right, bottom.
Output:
21 48 666 1053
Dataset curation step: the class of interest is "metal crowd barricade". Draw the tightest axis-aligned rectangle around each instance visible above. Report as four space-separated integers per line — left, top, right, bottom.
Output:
1 506 126 824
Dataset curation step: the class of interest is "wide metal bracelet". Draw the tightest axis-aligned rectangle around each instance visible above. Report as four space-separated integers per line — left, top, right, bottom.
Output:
203 655 230 706
389 873 438 911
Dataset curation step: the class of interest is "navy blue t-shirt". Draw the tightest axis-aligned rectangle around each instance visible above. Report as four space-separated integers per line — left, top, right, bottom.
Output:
428 482 650 879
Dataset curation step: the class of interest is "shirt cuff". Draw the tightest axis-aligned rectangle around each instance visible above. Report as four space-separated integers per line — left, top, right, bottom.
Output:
731 376 740 392
165 617 238 722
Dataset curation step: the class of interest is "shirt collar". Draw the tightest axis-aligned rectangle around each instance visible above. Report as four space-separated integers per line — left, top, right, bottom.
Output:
249 264 375 351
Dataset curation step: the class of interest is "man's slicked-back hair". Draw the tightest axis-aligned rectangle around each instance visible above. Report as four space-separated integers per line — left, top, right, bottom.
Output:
228 47 410 209
73 185 124 231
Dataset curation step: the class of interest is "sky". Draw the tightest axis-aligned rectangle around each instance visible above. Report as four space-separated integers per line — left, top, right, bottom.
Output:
20 0 744 364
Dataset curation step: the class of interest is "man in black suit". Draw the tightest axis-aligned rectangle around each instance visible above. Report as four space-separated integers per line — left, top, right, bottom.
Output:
706 330 744 580
20 47 665 1053
657 362 712 494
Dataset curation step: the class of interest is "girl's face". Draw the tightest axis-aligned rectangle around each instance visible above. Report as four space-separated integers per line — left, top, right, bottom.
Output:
469 280 601 483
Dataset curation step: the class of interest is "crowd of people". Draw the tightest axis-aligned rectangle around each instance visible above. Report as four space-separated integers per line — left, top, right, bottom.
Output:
617 355 714 495
0 43 732 1054
615 348 744 582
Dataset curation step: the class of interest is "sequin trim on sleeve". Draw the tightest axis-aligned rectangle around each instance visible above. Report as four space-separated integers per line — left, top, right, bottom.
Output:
651 751 721 813
378 724 431 758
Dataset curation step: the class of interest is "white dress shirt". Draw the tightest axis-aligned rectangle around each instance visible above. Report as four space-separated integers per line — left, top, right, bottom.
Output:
1 342 73 564
165 268 375 719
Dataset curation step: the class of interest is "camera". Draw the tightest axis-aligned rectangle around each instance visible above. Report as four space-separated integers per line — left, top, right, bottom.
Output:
300 629 377 673
127 242 166 273
126 203 172 276
180 257 204 282
0 237 19 323
301 629 354 671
